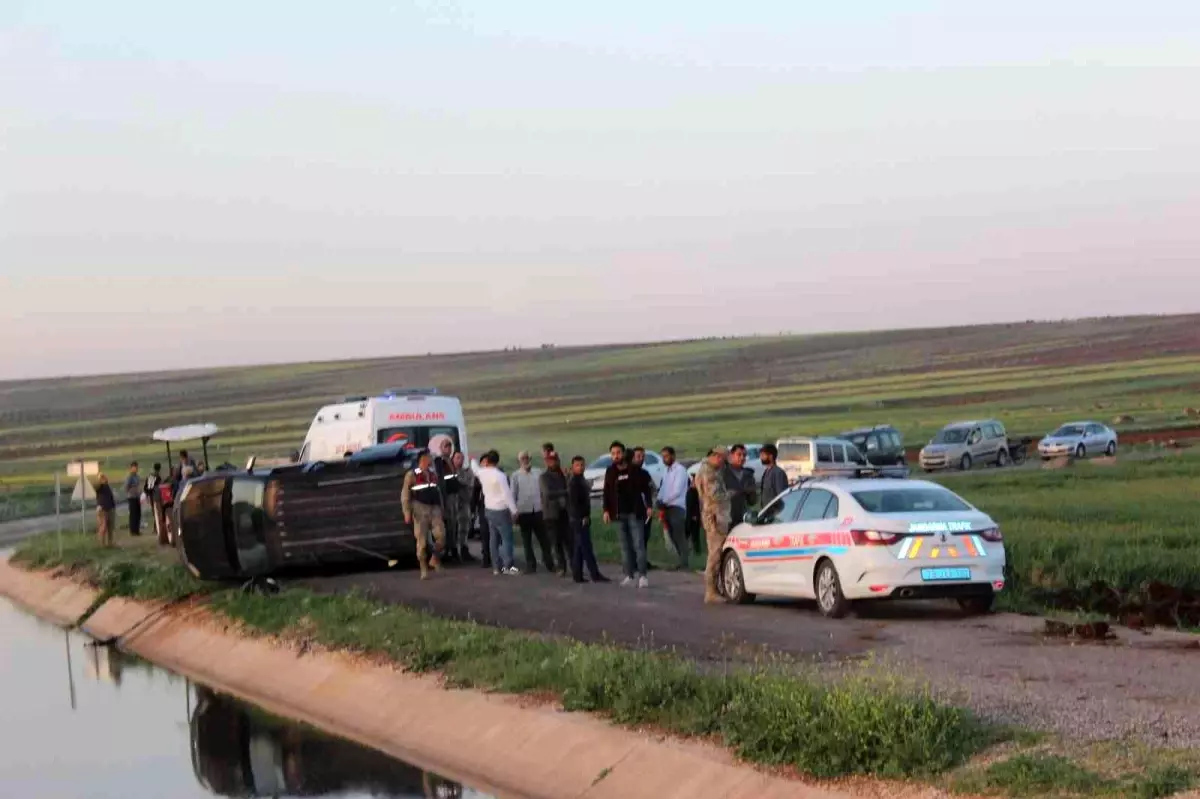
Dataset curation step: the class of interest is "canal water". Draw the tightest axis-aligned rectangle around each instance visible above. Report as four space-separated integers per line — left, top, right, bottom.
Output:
0 596 492 798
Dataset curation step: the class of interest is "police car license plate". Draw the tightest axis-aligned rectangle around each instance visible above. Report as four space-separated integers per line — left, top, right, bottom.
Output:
921 567 971 581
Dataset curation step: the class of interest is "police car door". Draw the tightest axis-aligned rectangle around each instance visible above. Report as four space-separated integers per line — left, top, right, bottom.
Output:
740 489 807 594
783 487 843 598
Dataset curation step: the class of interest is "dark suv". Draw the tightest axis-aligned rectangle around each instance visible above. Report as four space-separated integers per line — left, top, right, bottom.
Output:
838 425 907 468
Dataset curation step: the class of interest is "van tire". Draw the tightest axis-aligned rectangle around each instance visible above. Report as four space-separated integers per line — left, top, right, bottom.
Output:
959 454 973 471
996 448 1009 468
1075 444 1086 459
1106 441 1117 456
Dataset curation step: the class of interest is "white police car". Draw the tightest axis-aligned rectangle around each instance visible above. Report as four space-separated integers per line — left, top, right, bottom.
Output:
720 478 1005 617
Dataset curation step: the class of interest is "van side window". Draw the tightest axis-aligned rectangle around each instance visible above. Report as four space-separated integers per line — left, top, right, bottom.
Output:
816 444 834 463
832 445 846 464
846 446 866 465
866 434 880 451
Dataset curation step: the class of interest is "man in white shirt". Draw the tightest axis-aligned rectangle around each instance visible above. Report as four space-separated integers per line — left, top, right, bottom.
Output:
657 447 690 570
475 450 521 575
511 450 557 574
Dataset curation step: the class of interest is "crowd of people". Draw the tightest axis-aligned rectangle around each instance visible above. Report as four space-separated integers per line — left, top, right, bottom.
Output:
401 437 794 603
91 450 205 548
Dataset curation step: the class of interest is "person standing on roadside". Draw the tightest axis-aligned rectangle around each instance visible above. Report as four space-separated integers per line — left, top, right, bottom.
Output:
759 444 790 508
95 474 117 548
602 440 653 588
511 451 555 574
144 463 168 546
685 475 701 557
476 451 520 575
123 462 143 537
568 456 609 584
401 450 445 580
696 447 731 604
630 447 658 567
432 437 461 564
657 447 690 570
541 442 555 461
722 444 758 525
539 452 573 577
451 451 476 563
472 461 492 569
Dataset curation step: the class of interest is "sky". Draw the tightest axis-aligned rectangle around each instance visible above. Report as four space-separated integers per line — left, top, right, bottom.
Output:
2 1 1200 380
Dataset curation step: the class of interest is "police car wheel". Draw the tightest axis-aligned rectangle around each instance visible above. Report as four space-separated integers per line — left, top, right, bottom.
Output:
1075 444 1086 459
815 560 850 619
1106 441 1117 456
721 551 755 605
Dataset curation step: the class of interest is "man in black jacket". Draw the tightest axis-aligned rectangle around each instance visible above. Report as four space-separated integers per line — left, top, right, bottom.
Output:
722 443 758 524
758 444 790 508
602 441 653 587
566 456 608 583
432 438 461 564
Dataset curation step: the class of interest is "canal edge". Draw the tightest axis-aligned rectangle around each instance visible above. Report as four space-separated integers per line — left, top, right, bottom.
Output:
0 560 854 799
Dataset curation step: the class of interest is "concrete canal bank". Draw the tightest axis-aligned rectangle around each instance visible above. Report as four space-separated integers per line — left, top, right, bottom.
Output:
0 559 850 799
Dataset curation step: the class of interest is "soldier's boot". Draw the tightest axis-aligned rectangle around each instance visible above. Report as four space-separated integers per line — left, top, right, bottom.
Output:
704 590 723 605
429 550 443 571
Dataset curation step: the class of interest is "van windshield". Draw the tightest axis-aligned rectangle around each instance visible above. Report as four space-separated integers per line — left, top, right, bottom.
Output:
932 428 969 445
376 426 461 452
777 442 811 462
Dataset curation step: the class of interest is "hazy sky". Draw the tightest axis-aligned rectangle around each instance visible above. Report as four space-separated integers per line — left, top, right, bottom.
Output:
3 1 1200 380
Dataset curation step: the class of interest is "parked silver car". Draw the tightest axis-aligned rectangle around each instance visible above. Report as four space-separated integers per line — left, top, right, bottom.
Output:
919 420 1010 472
1037 421 1118 460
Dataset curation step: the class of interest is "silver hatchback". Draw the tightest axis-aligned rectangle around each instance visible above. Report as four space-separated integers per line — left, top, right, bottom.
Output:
919 420 1010 472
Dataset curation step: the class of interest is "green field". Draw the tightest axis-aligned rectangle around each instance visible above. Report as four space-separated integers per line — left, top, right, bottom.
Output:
2 315 1199 491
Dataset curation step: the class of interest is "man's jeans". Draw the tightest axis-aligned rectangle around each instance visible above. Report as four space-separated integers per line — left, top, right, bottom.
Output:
616 513 647 578
485 509 516 570
569 517 602 580
662 506 689 570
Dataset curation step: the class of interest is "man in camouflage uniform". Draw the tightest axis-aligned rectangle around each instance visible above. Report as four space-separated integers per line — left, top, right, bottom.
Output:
402 450 445 579
694 446 731 604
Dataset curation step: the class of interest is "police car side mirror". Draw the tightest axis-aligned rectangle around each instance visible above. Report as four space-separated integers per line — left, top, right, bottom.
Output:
743 511 757 525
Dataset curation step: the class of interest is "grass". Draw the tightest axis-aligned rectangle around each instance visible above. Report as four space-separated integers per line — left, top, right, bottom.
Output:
951 749 1198 798
935 453 1200 624
13 531 989 781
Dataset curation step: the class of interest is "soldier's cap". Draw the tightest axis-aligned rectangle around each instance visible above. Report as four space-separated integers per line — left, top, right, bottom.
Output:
707 446 728 457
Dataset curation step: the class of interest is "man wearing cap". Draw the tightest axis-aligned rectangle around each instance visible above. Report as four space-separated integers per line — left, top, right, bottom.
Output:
402 450 446 579
695 447 731 604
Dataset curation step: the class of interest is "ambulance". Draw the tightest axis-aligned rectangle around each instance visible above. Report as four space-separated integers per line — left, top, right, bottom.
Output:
299 389 469 463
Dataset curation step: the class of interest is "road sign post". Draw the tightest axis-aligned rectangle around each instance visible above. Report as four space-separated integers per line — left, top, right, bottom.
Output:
55 473 62 558
67 460 98 535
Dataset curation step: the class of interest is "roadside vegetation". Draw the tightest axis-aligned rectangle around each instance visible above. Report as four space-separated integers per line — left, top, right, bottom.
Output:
12 531 1200 795
940 453 1200 627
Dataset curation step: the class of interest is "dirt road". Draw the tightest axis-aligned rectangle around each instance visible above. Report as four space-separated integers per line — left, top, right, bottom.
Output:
301 551 1200 747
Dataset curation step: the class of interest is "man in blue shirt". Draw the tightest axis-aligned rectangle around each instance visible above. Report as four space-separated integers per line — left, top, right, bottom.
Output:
657 447 690 571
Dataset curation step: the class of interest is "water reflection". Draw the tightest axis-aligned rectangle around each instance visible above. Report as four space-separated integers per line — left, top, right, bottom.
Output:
0 597 490 799
189 685 469 798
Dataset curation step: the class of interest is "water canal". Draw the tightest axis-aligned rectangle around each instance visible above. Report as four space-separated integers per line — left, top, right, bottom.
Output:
0 595 493 798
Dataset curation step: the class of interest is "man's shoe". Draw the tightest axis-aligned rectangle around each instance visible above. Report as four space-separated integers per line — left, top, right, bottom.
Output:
505 567 522 576
557 569 567 578
637 576 649 589
592 574 612 583
429 556 442 571
460 547 476 563
572 575 587 584
620 576 634 587
493 569 501 576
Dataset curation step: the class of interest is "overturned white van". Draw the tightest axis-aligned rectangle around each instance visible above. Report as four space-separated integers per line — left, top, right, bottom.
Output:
300 388 469 463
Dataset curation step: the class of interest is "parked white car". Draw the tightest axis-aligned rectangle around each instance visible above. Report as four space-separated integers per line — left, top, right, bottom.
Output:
719 478 1006 617
584 450 668 496
1038 421 1118 460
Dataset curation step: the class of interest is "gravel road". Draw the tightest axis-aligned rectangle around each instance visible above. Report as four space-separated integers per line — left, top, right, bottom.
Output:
301 549 1200 747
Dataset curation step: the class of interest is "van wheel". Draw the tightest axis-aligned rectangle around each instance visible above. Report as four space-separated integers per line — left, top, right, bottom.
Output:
957 594 995 615
959 453 973 471
1075 444 1086 459
1106 441 1117 456
722 552 755 605
815 560 850 619
996 448 1009 468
